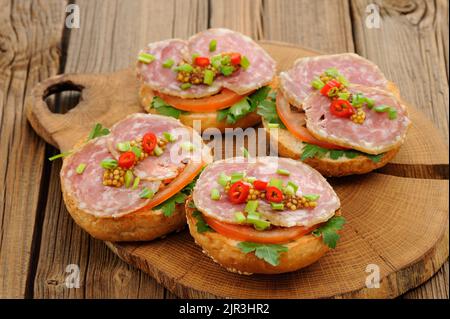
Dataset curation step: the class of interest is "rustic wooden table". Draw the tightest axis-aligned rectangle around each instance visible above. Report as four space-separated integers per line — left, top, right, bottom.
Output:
0 0 448 299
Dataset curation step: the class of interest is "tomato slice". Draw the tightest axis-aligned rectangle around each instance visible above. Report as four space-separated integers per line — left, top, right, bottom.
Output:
118 151 136 169
203 215 318 244
142 132 157 153
276 92 348 150
155 89 246 113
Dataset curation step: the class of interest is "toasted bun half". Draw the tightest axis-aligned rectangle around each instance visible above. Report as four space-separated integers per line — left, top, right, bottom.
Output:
186 198 338 275
139 85 261 133
263 120 400 177
61 181 186 242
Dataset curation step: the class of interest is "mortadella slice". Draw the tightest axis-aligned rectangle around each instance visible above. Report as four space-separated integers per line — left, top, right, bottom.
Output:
136 28 276 98
279 53 388 108
60 137 161 218
193 157 340 228
303 84 411 154
106 113 202 181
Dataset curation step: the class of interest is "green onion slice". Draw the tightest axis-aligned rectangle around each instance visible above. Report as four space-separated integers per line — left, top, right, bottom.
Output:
210 188 221 200
153 145 163 156
303 194 320 201
234 212 246 223
48 151 72 161
116 141 131 152
276 168 290 176
268 178 283 189
76 163 86 174
245 200 259 213
124 170 134 188
230 172 245 184
138 52 155 64
139 187 155 199
203 69 214 86
209 39 217 52
175 64 193 73
271 202 284 210
162 58 175 68
101 159 118 169
180 83 192 90
240 56 250 70
131 146 142 158
163 132 176 142
132 177 140 190
218 173 231 187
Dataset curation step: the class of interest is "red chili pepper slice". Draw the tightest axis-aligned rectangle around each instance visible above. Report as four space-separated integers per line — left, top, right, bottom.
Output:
320 79 341 97
253 180 268 191
194 56 210 67
142 132 157 153
230 53 241 66
118 151 136 169
228 181 250 204
330 99 355 118
266 186 283 203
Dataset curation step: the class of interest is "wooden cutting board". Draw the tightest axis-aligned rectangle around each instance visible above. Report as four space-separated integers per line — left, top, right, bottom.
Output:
26 41 449 299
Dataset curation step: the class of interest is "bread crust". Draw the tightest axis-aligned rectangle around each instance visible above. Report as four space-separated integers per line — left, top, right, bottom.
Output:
263 120 399 177
61 179 186 242
139 84 261 133
186 199 333 275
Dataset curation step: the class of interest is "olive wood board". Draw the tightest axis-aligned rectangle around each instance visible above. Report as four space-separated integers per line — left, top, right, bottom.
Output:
26 41 449 299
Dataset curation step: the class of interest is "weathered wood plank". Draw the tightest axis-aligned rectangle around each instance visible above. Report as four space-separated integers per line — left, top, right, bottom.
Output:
32 0 208 299
0 0 67 298
263 0 354 53
350 0 449 299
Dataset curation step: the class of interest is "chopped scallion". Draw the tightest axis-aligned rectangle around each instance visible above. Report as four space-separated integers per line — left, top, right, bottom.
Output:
271 203 284 210
100 159 118 169
209 39 217 52
234 212 246 223
303 194 320 201
180 83 192 90
48 151 72 161
138 52 155 64
131 146 142 158
268 178 283 189
276 168 290 176
267 123 279 128
124 170 133 188
163 132 176 142
139 187 155 199
203 69 214 85
210 188 221 200
230 172 245 184
218 173 231 186
175 64 193 73
162 58 175 68
240 55 250 70
76 163 86 174
245 200 259 213
153 145 163 156
116 141 131 152
132 177 140 190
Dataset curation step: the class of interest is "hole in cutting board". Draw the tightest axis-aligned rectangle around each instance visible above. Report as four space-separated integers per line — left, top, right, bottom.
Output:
45 89 81 114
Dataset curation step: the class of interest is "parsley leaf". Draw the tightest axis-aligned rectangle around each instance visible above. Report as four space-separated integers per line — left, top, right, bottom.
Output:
151 96 187 119
154 171 202 217
257 99 286 129
237 242 288 266
312 216 346 249
192 210 214 233
301 143 384 163
87 123 110 140
156 192 187 217
217 86 271 124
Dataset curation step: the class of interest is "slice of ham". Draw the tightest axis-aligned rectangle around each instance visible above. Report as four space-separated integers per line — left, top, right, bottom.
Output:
136 28 276 98
279 53 388 108
303 84 411 154
193 157 340 228
60 137 161 218
106 113 202 181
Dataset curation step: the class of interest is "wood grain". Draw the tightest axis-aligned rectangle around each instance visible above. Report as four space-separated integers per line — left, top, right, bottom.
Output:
32 0 208 299
0 0 67 298
350 0 449 299
26 43 449 298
